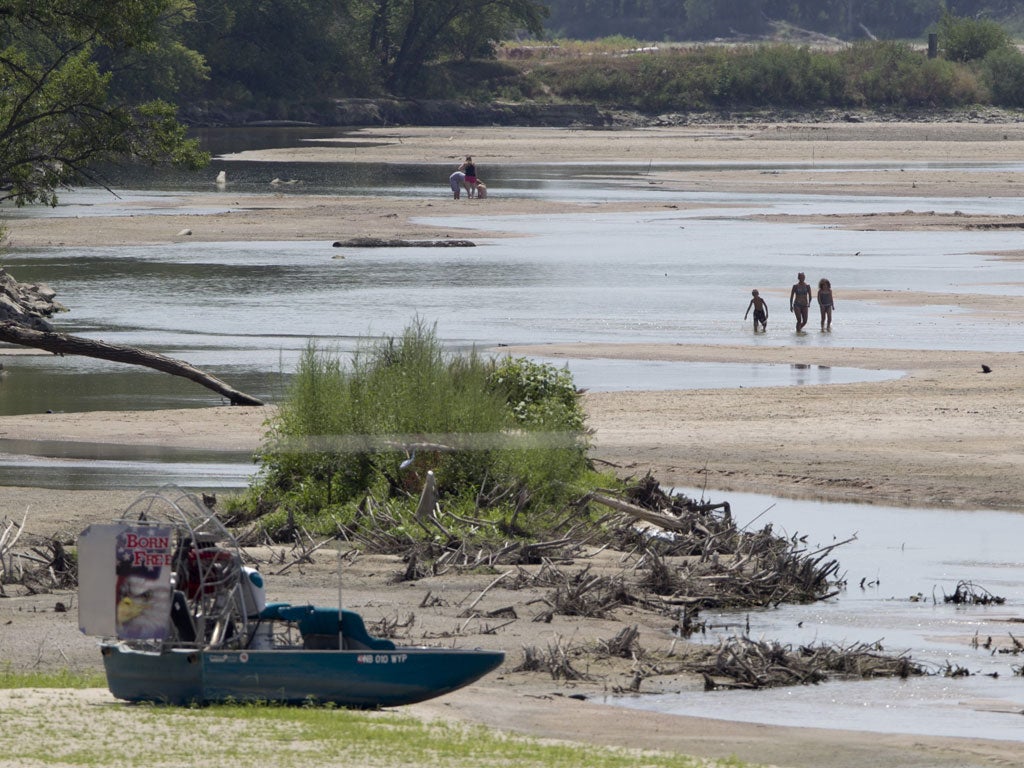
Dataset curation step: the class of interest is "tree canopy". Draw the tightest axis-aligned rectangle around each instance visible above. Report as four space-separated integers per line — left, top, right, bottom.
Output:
3 0 1024 193
360 0 548 92
177 0 547 103
0 0 208 206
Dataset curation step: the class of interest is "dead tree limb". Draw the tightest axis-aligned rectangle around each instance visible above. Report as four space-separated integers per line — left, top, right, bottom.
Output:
589 493 691 533
0 322 264 406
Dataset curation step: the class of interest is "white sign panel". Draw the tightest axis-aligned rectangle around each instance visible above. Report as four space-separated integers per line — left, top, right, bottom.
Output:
78 524 174 640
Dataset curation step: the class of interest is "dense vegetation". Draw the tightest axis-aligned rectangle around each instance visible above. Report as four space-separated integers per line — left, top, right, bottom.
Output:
171 3 1024 110
544 0 1024 42
5 2 1024 205
510 25 1024 111
230 320 611 542
179 0 548 102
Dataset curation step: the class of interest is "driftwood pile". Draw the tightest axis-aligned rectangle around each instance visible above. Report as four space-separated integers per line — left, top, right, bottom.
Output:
0 514 76 596
313 473 848 616
943 580 1006 605
696 636 925 690
516 563 632 622
512 635 593 681
249 473 851 633
591 475 849 612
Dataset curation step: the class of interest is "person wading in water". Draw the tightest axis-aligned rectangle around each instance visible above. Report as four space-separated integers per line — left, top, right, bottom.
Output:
790 272 812 333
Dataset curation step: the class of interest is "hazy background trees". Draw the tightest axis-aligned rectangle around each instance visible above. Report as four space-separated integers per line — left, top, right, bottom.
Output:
173 0 1023 105
4 0 1024 180
544 1 1022 42
178 0 547 102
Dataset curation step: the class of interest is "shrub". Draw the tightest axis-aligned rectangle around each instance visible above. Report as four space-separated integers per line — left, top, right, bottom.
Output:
839 41 982 107
488 356 585 432
981 46 1024 107
939 12 1012 63
722 45 845 107
527 41 986 111
237 321 597 537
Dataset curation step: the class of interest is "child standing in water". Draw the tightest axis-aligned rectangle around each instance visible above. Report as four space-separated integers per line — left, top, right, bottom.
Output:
744 289 769 332
817 278 834 331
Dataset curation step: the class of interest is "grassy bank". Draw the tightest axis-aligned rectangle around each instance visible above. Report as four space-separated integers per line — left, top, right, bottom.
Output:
414 23 1024 114
0 672 748 768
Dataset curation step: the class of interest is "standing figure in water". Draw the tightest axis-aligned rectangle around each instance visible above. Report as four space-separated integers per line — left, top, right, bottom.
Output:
744 289 769 332
449 170 468 199
459 156 478 198
817 278 834 331
789 272 812 332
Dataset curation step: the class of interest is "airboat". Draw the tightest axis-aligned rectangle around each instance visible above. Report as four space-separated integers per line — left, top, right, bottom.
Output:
77 486 504 707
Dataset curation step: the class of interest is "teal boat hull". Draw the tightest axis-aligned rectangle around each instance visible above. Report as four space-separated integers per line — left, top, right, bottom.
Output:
101 644 504 707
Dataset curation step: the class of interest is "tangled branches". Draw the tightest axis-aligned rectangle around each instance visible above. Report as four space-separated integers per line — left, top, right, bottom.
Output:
1 514 76 595
696 636 926 690
514 635 593 681
943 580 1006 605
591 476 849 612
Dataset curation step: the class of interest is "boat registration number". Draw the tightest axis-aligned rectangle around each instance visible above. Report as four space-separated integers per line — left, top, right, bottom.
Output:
356 654 408 664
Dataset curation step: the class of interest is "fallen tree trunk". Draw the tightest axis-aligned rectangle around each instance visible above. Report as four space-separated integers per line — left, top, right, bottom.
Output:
0 322 264 406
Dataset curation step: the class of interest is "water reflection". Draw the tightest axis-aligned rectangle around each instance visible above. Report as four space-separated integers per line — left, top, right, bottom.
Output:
0 452 254 491
537 358 893 392
0 358 287 415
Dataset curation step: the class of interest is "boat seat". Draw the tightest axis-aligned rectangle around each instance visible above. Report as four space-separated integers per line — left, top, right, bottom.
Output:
260 603 396 651
170 590 197 642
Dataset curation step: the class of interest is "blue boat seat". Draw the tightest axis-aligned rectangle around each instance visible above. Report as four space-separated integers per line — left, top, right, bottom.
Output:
259 603 395 651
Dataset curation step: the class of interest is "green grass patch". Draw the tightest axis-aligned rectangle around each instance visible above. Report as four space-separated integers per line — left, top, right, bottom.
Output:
0 666 106 690
0 689 753 767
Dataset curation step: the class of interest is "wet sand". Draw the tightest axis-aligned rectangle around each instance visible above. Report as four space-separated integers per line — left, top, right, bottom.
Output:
2 122 1023 767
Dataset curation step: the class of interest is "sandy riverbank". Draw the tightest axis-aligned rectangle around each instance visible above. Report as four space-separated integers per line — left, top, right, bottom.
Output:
7 122 1024 250
2 122 1023 767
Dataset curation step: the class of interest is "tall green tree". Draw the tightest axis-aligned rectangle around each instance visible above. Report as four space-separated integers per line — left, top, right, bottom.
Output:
183 0 373 103
938 10 1011 62
95 0 209 103
356 0 547 93
684 0 767 37
0 0 207 206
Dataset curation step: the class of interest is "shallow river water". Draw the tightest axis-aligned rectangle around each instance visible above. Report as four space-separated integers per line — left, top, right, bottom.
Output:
1 128 1023 742
616 489 1024 742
